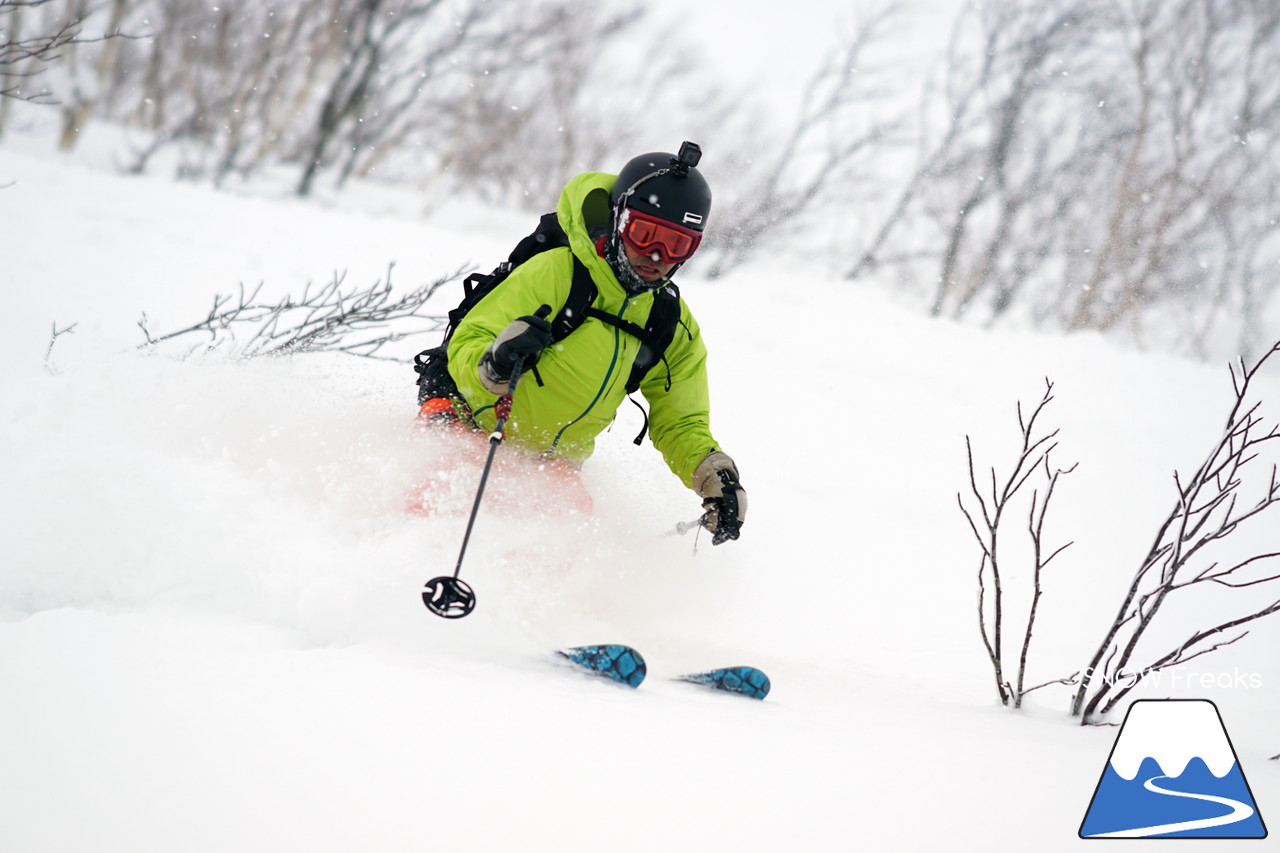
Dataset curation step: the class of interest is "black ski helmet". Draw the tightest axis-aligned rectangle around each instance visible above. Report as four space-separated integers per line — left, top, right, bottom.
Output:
610 141 712 232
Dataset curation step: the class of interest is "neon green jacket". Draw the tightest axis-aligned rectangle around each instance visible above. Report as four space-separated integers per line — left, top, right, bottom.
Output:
447 171 721 489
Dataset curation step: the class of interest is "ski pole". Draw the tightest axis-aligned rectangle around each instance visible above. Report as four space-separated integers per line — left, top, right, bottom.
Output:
422 305 550 619
672 518 704 536
671 470 744 545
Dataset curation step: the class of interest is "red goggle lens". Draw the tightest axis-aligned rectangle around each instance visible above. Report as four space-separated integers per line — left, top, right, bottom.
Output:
619 212 702 264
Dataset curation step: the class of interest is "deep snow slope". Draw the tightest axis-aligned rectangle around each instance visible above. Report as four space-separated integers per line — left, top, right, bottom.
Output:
2 141 1277 851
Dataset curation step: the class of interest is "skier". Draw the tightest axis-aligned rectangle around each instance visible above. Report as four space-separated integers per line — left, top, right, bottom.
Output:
418 143 747 544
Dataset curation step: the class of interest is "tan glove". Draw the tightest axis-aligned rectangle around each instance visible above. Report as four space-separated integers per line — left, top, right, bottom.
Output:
692 451 747 544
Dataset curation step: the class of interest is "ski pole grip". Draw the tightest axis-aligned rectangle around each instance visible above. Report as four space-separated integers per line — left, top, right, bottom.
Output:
711 469 743 545
503 304 553 395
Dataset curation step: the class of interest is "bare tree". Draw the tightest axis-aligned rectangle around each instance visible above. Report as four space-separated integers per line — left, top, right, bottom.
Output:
322 0 609 193
960 379 1077 708
290 0 562 197
10 0 889 280
294 0 439 197
851 0 1280 361
934 4 1105 320
52 0 132 149
99 0 654 197
963 347 1280 722
204 4 327 187
109 2 345 181
1071 341 1280 724
844 8 991 284
848 3 1110 295
428 7 715 211
699 2 907 279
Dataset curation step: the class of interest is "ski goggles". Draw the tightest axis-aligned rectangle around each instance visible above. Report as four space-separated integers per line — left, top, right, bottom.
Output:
617 209 702 264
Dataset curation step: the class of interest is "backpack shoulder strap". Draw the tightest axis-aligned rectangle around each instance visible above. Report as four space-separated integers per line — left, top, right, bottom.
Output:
552 254 597 343
625 284 682 394
618 285 684 445
441 213 570 342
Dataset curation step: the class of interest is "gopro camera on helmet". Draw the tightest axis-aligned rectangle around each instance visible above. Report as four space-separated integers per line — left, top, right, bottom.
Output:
672 141 702 176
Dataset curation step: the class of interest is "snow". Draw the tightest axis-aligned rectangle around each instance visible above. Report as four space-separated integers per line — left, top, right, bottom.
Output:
2 125 1278 851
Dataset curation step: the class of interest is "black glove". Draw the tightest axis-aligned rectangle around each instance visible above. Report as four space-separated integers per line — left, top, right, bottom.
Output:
692 451 747 545
479 310 553 394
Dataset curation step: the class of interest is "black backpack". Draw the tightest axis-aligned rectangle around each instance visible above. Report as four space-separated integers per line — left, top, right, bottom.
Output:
413 213 683 442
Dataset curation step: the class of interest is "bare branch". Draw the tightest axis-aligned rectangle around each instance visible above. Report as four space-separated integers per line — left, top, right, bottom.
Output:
0 0 137 108
1020 671 1081 697
137 264 465 361
43 320 77 374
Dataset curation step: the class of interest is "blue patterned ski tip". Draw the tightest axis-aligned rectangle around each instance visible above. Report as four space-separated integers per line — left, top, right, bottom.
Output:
557 644 647 688
678 666 771 700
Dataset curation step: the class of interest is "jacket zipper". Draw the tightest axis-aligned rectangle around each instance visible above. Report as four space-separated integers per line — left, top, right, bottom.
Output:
550 297 630 450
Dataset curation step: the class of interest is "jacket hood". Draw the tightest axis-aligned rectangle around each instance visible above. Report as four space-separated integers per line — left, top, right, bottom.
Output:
556 171 627 297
